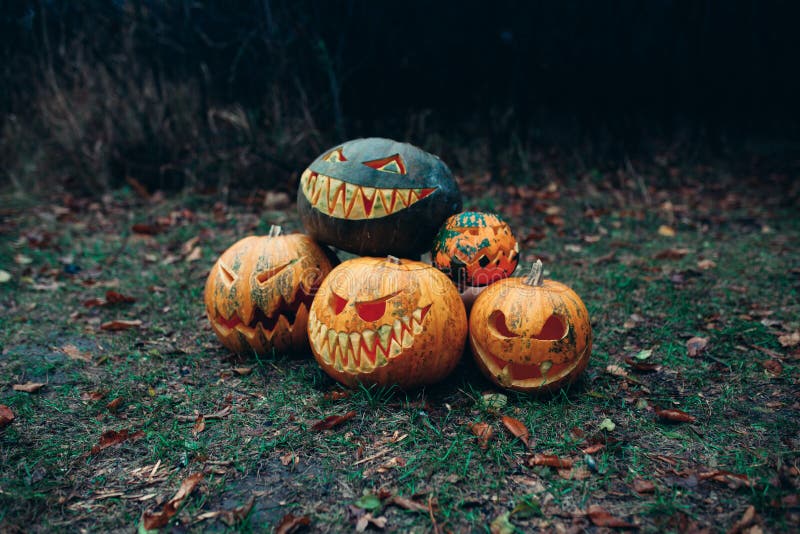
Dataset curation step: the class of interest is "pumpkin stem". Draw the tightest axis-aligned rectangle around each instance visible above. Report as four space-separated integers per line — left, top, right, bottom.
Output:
387 255 401 265
268 225 282 237
525 259 545 286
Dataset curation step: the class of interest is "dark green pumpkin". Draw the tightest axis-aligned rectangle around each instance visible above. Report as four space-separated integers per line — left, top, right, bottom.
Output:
297 138 462 257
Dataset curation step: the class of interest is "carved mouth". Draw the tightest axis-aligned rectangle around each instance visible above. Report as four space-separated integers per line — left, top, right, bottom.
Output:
300 169 437 220
475 344 589 385
308 305 431 372
213 287 314 340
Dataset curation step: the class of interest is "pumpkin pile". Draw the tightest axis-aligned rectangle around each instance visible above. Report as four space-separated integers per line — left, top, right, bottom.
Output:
204 137 592 394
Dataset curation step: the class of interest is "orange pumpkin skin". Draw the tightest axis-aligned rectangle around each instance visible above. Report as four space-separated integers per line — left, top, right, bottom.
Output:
308 256 467 389
204 229 334 355
468 262 592 393
432 212 519 287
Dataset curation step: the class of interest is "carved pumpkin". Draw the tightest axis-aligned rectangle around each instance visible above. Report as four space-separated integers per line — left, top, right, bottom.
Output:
204 226 334 355
297 138 462 257
432 211 519 287
308 256 467 388
468 260 592 393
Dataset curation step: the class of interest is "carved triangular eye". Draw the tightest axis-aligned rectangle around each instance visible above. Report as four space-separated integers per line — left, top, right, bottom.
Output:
219 262 236 286
323 148 347 162
362 154 406 174
255 259 297 285
355 290 402 321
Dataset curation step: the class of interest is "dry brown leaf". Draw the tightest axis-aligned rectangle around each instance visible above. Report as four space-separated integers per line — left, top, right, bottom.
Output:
355 513 387 532
233 367 252 376
582 443 605 454
81 390 107 401
761 360 782 376
528 454 573 469
192 414 206 436
686 336 709 357
181 236 200 256
699 470 754 489
501 416 530 447
606 364 628 377
105 397 123 412
13 382 45 393
624 357 661 372
90 428 145 455
323 389 351 401
274 513 311 534
778 332 800 347
658 225 676 237
61 344 92 362
470 422 494 449
632 478 656 493
587 504 639 528
727 505 757 534
697 259 717 270
280 452 298 466
132 223 162 235
655 407 696 423
312 411 356 431
387 495 429 513
185 246 203 262
100 319 142 331
141 472 204 530
0 405 15 428
105 290 136 304
654 247 690 260
194 497 255 526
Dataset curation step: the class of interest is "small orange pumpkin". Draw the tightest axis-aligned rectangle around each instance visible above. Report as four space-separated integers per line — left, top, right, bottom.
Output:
204 226 334 355
432 211 519 287
308 256 467 388
468 260 592 393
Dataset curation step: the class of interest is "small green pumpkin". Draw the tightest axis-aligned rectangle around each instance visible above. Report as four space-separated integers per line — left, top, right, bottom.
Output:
297 138 462 257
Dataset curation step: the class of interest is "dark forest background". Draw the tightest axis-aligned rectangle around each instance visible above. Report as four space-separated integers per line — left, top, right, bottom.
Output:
1 0 799 196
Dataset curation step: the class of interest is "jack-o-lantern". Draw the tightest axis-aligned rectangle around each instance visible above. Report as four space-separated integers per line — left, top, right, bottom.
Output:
297 138 462 257
432 211 519 287
468 260 592 393
308 256 467 388
204 226 334 355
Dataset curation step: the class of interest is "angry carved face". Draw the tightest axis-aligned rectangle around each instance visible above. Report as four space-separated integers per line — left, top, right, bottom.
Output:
297 138 462 257
308 256 467 389
204 229 334 355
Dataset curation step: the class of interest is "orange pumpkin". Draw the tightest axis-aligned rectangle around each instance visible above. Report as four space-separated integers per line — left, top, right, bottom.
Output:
432 211 519 287
468 260 592 393
308 256 467 388
204 226 334 355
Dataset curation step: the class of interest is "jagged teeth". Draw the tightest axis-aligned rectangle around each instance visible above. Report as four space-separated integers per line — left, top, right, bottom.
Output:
308 306 432 371
300 169 436 220
540 360 552 375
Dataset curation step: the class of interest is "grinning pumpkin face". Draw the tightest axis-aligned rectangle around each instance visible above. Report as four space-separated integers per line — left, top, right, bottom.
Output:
297 138 462 257
432 211 519 286
468 261 592 393
308 256 467 389
204 227 334 356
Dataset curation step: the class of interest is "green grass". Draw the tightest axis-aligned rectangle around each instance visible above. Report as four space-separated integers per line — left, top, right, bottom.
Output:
0 178 798 533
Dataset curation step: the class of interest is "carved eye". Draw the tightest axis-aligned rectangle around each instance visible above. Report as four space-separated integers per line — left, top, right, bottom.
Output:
219 262 236 286
330 291 348 314
355 290 402 321
362 154 406 174
323 147 347 162
255 259 296 286
489 310 519 338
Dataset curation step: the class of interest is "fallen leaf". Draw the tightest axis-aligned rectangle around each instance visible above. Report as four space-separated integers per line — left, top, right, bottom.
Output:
528 454 574 469
599 418 616 432
274 513 311 534
606 364 628 377
13 382 45 393
634 348 653 360
655 407 696 423
728 505 757 534
490 511 515 534
654 247 690 260
194 497 255 526
501 416 530 447
90 428 145 455
83 297 105 308
686 337 709 357
624 356 661 372
0 270 11 283
355 513 387 532
699 470 754 489
60 344 92 362
387 495 429 513
558 466 591 480
185 246 202 262
233 367 252 376
312 411 356 431
582 443 605 454
192 414 205 436
141 472 204 530
376 456 406 472
14 253 33 265
761 360 782 376
323 389 351 401
100 319 142 331
697 259 717 270
470 422 494 449
0 405 15 428
482 392 508 411
778 332 800 347
105 397 123 412
105 290 136 304
587 504 638 528
132 223 161 235
81 390 107 401
658 225 676 237
632 478 656 493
